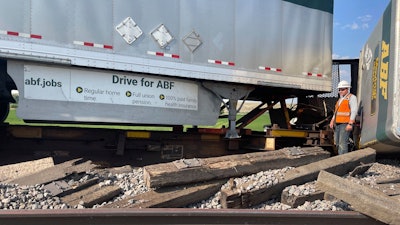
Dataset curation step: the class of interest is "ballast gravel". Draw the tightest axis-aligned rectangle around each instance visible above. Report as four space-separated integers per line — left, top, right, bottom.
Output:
0 159 399 211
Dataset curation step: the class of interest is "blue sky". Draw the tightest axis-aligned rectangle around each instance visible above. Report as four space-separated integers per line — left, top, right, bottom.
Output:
333 0 390 59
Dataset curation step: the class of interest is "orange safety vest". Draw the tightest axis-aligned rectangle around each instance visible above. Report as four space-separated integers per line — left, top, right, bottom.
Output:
334 93 352 123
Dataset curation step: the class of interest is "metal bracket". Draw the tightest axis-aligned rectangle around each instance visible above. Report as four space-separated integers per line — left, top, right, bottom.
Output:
202 82 254 139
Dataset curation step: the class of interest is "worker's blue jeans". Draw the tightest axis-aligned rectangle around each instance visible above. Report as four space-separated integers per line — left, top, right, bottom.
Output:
334 123 351 155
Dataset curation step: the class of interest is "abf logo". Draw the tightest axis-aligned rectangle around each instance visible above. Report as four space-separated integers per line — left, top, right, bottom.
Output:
380 40 389 100
363 44 372 70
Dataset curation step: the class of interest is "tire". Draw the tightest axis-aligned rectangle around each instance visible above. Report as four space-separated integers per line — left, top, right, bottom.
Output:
0 102 10 123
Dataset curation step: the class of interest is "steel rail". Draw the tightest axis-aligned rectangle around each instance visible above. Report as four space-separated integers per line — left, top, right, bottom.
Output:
0 208 385 225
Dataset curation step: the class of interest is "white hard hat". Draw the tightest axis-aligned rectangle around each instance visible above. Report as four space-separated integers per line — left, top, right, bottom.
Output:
337 80 351 89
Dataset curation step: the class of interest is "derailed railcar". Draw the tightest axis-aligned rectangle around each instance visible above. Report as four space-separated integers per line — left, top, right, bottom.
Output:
358 0 400 152
0 0 333 138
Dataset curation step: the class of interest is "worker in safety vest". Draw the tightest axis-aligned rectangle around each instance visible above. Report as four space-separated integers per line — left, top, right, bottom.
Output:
329 80 358 155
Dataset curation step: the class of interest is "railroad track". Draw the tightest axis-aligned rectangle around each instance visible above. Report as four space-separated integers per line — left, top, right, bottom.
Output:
0 208 385 225
0 124 398 224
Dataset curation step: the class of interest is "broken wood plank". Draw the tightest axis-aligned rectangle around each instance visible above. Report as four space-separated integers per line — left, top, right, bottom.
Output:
316 170 400 225
280 188 324 208
43 177 100 197
220 148 376 208
61 184 121 208
95 165 134 176
57 177 100 197
0 157 54 182
103 180 226 208
8 159 96 186
349 163 373 177
144 146 330 188
43 180 70 196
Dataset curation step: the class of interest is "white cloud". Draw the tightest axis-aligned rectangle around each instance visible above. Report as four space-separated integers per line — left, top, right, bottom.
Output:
341 14 372 30
358 14 372 23
342 22 360 30
332 54 350 59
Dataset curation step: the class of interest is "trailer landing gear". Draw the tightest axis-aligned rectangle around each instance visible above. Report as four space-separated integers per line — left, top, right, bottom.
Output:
202 81 254 140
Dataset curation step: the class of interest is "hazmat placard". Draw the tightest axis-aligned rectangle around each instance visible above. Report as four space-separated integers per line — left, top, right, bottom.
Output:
23 65 198 110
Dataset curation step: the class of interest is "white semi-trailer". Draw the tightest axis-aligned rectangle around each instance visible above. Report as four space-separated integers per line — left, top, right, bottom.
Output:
0 0 333 138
